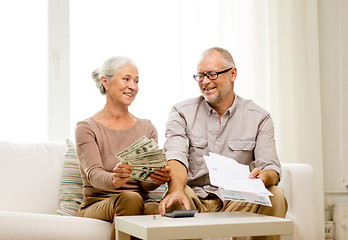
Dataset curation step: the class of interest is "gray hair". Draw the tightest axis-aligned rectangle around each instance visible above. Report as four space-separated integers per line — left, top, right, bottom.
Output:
200 47 236 68
92 56 137 95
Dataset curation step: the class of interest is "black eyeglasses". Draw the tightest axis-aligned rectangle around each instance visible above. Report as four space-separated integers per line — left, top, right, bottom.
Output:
193 67 233 82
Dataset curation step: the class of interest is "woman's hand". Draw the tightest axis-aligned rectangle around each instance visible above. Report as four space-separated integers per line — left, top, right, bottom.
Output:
151 166 171 185
112 162 132 189
139 166 171 192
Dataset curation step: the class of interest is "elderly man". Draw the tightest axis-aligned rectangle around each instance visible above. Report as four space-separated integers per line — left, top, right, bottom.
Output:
159 47 287 240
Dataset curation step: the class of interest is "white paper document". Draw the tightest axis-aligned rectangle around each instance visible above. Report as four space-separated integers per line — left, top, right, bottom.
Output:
203 152 273 206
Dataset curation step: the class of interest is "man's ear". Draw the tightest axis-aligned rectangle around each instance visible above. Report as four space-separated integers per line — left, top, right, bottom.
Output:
230 67 237 82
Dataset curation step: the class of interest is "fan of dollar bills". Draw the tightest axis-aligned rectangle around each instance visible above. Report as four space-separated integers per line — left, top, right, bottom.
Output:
115 136 167 182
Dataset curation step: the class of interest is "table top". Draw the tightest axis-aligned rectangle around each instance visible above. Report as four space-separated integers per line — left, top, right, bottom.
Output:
115 212 293 239
116 212 291 227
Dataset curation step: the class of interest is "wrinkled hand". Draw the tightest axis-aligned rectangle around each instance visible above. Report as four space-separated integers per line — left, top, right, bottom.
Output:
151 166 171 185
159 190 190 216
112 162 132 189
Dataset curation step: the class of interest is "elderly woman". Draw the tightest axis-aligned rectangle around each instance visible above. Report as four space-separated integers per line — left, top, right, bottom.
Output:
75 56 170 240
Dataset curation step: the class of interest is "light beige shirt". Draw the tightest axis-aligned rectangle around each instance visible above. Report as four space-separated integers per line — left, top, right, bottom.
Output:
75 118 158 201
164 95 281 199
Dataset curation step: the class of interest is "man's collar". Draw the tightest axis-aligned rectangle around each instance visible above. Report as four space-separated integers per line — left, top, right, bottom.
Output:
203 99 214 116
202 94 239 117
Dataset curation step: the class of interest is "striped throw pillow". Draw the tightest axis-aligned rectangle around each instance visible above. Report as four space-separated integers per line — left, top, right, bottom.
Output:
54 139 83 216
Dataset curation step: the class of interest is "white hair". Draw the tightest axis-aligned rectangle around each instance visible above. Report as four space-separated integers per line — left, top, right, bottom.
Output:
91 56 137 95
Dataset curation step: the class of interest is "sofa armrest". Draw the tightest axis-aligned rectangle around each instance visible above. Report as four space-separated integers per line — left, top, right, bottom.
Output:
280 163 316 240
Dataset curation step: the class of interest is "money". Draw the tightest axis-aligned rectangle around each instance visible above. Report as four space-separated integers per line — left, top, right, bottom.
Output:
115 136 152 160
116 139 158 163
115 137 167 182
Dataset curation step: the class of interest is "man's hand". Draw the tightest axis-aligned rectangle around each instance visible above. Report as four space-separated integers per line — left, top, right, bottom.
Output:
249 168 279 187
112 162 132 189
159 160 189 216
159 189 190 216
151 166 171 185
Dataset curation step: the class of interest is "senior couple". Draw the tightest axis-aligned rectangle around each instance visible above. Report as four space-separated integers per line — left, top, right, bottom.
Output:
75 47 287 240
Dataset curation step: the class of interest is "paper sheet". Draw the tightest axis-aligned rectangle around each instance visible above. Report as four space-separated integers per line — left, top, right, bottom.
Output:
203 152 273 206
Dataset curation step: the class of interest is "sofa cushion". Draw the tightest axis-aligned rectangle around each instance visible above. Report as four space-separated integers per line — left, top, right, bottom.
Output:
0 210 112 240
54 139 83 216
0 141 67 213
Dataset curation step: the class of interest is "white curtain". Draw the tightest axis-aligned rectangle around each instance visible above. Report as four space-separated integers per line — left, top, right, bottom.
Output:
267 0 324 238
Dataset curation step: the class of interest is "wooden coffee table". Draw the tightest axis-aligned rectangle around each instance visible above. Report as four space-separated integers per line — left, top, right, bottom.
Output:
115 212 293 240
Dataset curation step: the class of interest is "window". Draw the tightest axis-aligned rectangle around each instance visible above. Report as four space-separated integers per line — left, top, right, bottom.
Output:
70 0 269 146
0 0 269 144
0 0 48 142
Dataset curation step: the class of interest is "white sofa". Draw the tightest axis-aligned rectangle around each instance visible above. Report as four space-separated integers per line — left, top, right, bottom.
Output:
0 141 316 240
